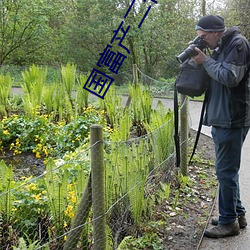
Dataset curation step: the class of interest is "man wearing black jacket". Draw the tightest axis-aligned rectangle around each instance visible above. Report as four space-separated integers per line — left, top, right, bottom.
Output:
192 15 250 238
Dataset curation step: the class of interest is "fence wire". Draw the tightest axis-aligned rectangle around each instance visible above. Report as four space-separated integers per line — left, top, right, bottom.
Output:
0 119 188 249
0 67 192 249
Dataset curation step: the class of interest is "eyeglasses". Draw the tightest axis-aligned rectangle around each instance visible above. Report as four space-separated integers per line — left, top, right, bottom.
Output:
198 32 214 40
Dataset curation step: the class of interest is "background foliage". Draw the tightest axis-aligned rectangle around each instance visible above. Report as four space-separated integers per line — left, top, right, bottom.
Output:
1 0 249 82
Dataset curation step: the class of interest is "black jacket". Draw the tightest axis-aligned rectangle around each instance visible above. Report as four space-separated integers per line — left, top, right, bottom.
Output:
203 26 250 128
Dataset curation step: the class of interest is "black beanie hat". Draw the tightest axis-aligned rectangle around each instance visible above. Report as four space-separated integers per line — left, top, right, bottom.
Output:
195 15 225 32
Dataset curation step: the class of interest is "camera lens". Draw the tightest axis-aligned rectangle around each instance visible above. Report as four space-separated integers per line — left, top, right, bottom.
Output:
176 44 198 63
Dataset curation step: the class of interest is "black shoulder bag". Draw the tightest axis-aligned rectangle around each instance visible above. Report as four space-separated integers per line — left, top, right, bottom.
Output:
175 58 208 97
174 58 210 168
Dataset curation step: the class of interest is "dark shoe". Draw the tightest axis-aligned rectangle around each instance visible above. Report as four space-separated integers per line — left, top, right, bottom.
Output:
238 215 247 228
204 222 240 238
211 214 247 229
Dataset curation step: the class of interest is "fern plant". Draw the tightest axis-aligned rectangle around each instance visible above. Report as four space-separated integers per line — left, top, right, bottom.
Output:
129 83 153 135
61 63 76 102
43 84 55 114
99 84 123 128
76 74 89 115
21 65 47 118
0 160 14 222
144 100 175 163
43 159 68 232
105 137 153 225
0 73 12 117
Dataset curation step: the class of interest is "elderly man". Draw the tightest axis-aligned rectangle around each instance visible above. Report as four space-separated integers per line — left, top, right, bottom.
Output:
192 15 250 238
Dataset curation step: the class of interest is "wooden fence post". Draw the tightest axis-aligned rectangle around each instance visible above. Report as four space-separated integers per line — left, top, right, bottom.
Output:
133 64 138 86
125 64 138 110
91 124 106 250
180 94 188 176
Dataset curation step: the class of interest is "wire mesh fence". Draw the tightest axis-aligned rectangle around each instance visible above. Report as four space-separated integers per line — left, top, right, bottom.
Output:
0 65 191 249
0 120 186 249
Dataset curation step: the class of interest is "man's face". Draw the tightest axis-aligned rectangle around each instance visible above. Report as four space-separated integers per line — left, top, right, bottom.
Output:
196 30 221 49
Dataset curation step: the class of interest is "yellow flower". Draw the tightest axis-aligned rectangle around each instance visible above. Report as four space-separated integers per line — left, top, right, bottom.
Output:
14 149 21 155
32 193 42 201
100 110 106 115
36 152 41 158
3 130 9 135
12 207 17 212
42 147 49 157
26 183 37 191
71 195 76 204
65 205 74 218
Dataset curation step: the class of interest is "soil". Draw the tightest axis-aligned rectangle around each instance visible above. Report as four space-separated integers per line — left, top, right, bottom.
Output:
158 130 217 250
0 152 45 180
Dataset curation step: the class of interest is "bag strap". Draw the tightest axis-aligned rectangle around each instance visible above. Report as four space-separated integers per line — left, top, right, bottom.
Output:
174 80 208 168
188 91 208 164
174 80 180 168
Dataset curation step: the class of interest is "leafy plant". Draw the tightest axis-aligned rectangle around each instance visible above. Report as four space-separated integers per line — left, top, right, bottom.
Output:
129 84 153 132
145 100 174 164
76 74 90 114
0 161 15 221
12 176 49 241
117 233 163 250
0 73 12 117
13 236 43 250
61 63 76 103
0 107 103 157
158 182 171 203
100 84 123 129
43 84 55 114
21 65 47 118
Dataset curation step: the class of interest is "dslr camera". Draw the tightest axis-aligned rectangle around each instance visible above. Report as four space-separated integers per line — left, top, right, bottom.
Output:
176 36 208 64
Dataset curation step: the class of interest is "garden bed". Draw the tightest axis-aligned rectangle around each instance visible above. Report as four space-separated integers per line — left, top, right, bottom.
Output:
160 131 217 250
